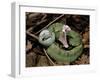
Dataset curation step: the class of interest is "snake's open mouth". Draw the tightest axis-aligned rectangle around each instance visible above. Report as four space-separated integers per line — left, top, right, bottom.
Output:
59 25 71 48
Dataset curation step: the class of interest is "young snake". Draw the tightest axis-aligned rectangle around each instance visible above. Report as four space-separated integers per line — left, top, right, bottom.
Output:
39 23 83 63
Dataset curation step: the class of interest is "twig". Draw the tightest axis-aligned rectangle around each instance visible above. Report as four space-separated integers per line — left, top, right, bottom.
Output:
41 14 47 20
27 19 47 34
27 27 33 32
28 13 41 19
35 14 65 34
43 48 56 66
27 31 39 40
26 27 39 40
26 18 46 40
36 19 47 25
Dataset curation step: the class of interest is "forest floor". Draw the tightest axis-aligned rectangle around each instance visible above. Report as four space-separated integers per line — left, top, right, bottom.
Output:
26 13 89 67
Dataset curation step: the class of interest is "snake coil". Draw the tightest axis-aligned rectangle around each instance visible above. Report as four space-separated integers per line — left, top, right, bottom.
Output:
39 23 83 63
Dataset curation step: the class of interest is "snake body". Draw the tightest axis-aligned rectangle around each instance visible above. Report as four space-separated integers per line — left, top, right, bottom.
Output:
39 23 83 63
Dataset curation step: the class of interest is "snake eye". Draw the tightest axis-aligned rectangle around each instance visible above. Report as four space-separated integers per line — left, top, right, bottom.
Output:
42 35 51 41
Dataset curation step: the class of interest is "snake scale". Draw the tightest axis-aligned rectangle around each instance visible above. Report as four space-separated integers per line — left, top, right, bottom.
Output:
39 23 83 63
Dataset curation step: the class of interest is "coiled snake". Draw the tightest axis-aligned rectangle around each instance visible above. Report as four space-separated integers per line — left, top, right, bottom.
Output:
39 23 83 63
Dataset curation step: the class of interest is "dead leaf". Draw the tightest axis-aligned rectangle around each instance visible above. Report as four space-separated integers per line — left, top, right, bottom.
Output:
26 40 32 52
82 31 89 48
36 56 50 66
26 52 37 67
74 54 89 64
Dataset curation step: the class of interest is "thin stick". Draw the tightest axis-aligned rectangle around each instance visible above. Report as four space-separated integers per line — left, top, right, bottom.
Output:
36 19 47 25
26 18 47 34
41 14 47 20
26 27 33 32
26 27 39 40
35 14 65 34
43 48 56 66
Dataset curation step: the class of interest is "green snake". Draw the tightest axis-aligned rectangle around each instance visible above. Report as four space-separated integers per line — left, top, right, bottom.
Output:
39 23 83 63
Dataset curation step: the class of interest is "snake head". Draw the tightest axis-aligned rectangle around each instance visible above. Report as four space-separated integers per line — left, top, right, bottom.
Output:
59 25 71 48
39 30 55 47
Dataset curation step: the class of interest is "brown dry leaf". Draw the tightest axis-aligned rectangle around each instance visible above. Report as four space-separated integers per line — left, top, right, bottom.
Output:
26 52 37 67
36 56 50 66
33 48 44 55
82 31 89 44
26 40 32 52
82 31 89 48
26 13 41 26
26 13 47 27
28 13 41 19
74 54 89 64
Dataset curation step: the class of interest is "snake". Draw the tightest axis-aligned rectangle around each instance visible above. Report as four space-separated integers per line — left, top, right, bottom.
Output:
39 23 83 63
